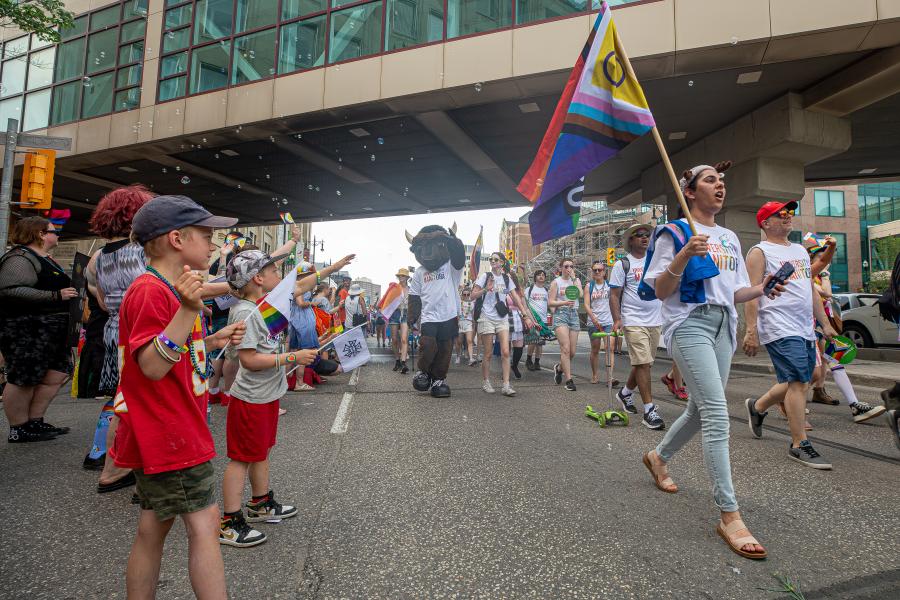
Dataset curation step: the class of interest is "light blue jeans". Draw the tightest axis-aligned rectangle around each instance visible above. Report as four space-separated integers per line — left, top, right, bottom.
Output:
655 305 738 512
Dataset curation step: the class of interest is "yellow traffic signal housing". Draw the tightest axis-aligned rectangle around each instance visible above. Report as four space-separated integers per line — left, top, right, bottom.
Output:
606 247 616 266
20 149 56 210
505 249 515 264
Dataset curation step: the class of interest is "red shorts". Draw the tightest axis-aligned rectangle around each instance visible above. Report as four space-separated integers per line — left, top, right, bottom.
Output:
226 397 280 463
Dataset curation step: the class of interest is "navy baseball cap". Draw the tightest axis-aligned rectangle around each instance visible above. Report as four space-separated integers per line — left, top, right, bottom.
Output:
131 195 238 244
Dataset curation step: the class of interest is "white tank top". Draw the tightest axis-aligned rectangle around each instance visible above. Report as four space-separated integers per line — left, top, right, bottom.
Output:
588 280 613 325
553 276 579 309
753 241 815 345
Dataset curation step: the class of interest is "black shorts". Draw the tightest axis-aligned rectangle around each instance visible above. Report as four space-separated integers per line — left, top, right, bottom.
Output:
0 314 73 387
420 318 459 341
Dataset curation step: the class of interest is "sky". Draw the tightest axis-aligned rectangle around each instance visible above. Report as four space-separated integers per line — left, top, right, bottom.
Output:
311 206 531 287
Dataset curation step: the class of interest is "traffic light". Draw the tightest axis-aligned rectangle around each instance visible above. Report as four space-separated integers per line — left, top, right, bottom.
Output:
20 149 56 210
606 248 616 266
505 249 515 264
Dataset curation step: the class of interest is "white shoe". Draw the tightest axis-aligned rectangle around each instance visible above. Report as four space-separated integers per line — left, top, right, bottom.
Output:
482 380 495 394
455 356 461 364
501 383 516 397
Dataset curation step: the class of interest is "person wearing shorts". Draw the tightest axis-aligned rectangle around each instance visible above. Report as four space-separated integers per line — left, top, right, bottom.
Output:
585 260 617 385
548 260 582 391
524 271 549 371
457 288 476 365
610 223 665 430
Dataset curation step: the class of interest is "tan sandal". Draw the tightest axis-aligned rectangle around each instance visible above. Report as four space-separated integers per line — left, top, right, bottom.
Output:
642 452 677 493
716 519 767 560
294 383 315 392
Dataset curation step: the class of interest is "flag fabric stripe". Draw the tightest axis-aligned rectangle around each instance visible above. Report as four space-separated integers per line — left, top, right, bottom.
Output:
469 227 483 282
377 282 404 320
258 300 289 335
255 266 298 337
518 0 656 246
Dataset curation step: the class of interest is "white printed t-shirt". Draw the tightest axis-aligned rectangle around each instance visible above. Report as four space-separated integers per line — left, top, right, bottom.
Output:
644 221 751 353
609 253 662 327
475 270 517 321
587 280 613 325
409 262 463 324
752 241 815 345
526 285 549 321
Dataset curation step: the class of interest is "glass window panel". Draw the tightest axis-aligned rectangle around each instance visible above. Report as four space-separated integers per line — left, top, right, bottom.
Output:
829 190 845 217
0 97 23 128
447 0 512 38
119 40 145 64
61 16 88 40
50 81 81 125
278 17 326 73
117 64 143 88
194 0 234 44
190 42 231 93
814 190 829 216
87 29 118 74
517 0 587 25
235 0 277 34
27 47 56 90
159 75 187 101
161 51 189 77
385 0 444 51
114 87 141 111
329 2 383 63
23 89 51 130
282 0 326 20
81 71 114 118
3 36 28 59
91 5 121 31
0 57 27 97
121 19 147 43
166 5 194 29
163 27 192 53
126 0 150 17
232 28 276 84
167 0 188 6
31 33 53 51
54 38 85 81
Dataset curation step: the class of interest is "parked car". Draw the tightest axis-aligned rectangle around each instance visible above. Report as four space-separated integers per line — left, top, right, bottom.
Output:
835 294 899 348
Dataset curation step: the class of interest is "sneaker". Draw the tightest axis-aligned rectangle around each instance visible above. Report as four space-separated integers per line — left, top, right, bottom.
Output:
412 371 432 392
788 440 832 470
400 361 409 375
554 363 563 385
482 380 495 394
82 453 106 471
616 389 637 414
455 356 461 365
564 379 576 392
468 358 478 367
661 373 678 396
430 379 450 398
533 358 541 370
525 356 534 371
392 359 401 372
746 398 767 438
246 491 298 522
811 387 839 405
220 513 267 547
886 409 899 452
642 405 665 430
501 383 516 397
27 419 70 435
511 362 522 380
7 425 56 443
850 401 886 423
675 387 689 401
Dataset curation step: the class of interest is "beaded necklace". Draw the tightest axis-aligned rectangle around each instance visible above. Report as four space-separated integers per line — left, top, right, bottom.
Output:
145 266 214 380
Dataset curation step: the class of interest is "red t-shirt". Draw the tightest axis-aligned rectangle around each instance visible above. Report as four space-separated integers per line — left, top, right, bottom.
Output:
338 288 349 326
110 274 215 475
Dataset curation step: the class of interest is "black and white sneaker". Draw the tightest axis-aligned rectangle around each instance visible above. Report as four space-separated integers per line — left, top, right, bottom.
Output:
616 389 637 414
246 491 298 522
400 361 409 375
564 379 576 392
746 398 767 438
430 379 450 398
554 363 563 385
642 404 665 430
7 425 56 443
412 371 432 392
27 419 70 435
220 513 267 547
788 440 832 470
850 401 886 423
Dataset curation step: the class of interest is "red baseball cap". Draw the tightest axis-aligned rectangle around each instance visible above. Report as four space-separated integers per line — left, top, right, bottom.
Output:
756 200 798 228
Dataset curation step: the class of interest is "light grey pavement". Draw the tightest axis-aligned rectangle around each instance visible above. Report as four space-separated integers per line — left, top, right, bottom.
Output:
1 337 898 600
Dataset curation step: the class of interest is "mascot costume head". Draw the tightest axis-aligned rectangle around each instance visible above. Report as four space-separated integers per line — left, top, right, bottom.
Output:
404 222 465 398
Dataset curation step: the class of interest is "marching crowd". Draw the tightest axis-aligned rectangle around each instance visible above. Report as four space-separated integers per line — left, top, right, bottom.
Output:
0 161 898 597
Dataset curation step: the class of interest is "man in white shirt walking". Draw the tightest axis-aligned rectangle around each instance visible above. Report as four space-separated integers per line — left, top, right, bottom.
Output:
610 223 665 430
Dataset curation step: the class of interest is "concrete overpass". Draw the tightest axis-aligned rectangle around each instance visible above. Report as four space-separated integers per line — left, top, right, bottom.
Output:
1 0 899 251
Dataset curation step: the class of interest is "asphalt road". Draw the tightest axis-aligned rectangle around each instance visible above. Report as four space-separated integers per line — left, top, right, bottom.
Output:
1 339 898 599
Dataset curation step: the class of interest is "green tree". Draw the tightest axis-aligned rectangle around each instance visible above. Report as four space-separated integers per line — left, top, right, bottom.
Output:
1 0 74 44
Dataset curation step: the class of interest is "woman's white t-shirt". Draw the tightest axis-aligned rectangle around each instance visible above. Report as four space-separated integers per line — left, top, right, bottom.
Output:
752 241 815 345
475 270 517 321
459 300 474 322
552 276 581 310
587 280 613 325
344 295 363 329
644 221 751 354
526 285 549 320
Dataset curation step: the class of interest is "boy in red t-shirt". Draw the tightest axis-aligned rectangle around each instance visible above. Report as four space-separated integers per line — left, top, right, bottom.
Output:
111 195 245 599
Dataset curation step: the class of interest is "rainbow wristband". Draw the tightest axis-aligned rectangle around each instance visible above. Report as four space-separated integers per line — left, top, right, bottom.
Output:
158 333 188 354
285 353 297 364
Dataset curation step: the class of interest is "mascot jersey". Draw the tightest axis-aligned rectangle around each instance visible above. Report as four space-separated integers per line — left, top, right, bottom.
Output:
409 263 463 324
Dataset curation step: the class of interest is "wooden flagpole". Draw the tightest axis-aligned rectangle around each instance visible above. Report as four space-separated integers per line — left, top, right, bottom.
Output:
612 29 698 236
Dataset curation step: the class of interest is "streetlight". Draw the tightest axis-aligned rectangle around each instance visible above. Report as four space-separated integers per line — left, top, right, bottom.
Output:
307 236 325 266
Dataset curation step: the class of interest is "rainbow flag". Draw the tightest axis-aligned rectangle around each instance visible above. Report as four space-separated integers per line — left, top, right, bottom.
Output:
469 227 483 281
804 232 825 252
377 282 404 321
256 266 297 337
279 212 294 224
44 208 71 228
518 1 655 243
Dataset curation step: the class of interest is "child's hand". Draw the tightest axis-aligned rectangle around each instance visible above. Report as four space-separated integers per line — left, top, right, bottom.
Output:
292 349 319 365
208 322 245 349
175 266 205 311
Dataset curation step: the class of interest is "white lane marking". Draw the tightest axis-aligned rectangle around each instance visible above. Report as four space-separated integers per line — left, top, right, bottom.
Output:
331 392 354 434
349 368 360 386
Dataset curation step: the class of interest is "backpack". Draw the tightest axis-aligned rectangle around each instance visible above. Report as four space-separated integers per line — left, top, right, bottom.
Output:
474 272 510 321
877 252 900 324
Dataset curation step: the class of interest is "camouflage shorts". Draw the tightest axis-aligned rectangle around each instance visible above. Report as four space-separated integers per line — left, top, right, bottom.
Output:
134 461 216 521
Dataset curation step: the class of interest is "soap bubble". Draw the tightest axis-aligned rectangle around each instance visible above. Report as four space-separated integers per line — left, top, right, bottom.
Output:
688 80 694 87
180 176 190 184
377 137 384 145
474 82 483 92
336 190 342 196
82 76 92 87
370 155 375 161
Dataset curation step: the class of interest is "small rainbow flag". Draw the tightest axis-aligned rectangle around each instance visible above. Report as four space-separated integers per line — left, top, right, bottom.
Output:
377 282 404 321
803 232 825 252
43 208 71 227
279 212 294 224
255 265 298 337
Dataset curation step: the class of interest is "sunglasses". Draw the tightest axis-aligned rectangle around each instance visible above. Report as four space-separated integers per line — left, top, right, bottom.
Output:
490 257 502 263
43 229 60 236
592 268 605 273
774 209 795 218
632 232 650 239
562 264 574 268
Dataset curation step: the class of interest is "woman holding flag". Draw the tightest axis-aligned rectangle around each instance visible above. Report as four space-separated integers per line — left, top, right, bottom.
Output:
384 268 411 374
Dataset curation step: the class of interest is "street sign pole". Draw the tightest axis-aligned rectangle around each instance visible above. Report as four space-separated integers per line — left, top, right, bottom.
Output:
0 118 19 252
